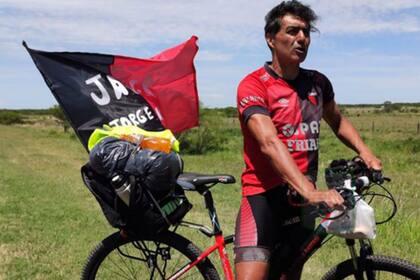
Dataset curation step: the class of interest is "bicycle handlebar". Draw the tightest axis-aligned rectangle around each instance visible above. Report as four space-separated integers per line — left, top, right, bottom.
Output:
318 158 392 216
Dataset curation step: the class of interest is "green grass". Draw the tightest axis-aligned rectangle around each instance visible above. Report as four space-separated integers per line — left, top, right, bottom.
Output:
0 110 419 279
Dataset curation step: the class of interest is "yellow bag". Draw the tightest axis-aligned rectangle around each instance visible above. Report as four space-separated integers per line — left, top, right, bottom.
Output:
88 125 180 153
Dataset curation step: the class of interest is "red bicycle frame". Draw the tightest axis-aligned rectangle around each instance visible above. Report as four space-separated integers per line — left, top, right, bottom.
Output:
168 233 234 280
168 188 235 279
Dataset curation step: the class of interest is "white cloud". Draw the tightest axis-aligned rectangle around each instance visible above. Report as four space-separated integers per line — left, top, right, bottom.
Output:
309 50 420 104
1 0 419 53
1 0 420 107
311 0 420 33
0 0 264 50
197 50 233 62
313 0 420 13
322 16 420 33
333 72 420 104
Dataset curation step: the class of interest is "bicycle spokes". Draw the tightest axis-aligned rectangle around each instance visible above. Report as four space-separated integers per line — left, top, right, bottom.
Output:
91 238 206 279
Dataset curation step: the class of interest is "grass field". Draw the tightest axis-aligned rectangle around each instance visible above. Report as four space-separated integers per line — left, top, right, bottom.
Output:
0 109 419 279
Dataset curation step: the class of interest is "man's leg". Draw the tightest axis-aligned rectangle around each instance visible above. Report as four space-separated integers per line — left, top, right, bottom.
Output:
270 203 316 280
236 261 269 280
234 193 276 280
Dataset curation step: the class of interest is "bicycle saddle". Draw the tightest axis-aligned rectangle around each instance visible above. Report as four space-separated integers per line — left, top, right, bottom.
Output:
177 172 235 191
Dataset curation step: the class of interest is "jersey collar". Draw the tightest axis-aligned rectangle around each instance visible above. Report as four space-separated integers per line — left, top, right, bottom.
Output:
264 62 303 84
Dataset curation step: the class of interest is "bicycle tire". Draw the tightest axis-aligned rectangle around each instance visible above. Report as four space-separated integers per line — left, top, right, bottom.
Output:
81 231 220 280
321 255 420 279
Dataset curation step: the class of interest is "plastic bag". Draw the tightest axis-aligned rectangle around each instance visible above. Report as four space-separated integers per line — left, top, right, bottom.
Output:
85 135 188 234
89 137 182 195
89 137 135 177
321 197 376 239
124 148 183 198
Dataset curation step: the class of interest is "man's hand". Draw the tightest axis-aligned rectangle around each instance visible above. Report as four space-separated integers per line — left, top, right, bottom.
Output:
304 189 345 210
359 151 382 170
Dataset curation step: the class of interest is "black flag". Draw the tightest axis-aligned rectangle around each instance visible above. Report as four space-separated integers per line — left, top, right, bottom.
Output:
24 37 199 151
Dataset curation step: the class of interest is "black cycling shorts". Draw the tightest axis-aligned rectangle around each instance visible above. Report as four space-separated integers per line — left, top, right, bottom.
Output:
234 186 315 269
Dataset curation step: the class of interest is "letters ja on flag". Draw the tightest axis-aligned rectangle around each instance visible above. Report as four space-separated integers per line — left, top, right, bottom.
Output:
24 36 199 150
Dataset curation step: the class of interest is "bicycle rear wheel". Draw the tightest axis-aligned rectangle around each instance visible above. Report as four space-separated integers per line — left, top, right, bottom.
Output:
322 255 420 279
81 231 220 280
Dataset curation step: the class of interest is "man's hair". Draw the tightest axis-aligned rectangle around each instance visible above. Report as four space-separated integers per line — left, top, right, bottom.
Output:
264 0 318 38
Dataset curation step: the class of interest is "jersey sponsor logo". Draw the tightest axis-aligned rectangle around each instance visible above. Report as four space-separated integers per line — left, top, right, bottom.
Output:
282 216 301 226
259 72 269 82
287 138 319 152
281 121 320 138
239 95 265 108
278 97 289 107
282 124 295 137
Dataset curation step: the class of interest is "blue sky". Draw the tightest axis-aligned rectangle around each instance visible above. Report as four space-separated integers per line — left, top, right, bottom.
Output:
1 0 420 109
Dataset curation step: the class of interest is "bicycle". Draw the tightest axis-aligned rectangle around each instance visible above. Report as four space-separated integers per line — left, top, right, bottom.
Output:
81 159 420 279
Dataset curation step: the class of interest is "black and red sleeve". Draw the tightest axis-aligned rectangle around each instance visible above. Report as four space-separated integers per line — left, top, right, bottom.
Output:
237 76 269 123
314 71 335 104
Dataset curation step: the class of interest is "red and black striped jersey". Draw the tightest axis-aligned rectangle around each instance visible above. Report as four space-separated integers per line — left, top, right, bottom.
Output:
237 63 334 196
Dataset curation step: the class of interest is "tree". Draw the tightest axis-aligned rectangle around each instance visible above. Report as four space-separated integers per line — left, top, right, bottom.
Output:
383 101 401 113
49 105 70 132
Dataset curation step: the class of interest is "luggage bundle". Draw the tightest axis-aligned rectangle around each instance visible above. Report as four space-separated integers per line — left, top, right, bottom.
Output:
81 131 191 235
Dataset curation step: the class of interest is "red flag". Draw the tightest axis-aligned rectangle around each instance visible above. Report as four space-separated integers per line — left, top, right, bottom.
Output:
110 36 199 133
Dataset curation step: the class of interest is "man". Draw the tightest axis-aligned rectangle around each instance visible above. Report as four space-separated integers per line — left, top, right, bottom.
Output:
234 1 381 279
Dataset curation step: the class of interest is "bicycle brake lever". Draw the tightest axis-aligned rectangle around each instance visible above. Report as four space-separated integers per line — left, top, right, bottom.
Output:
318 202 332 216
371 170 385 184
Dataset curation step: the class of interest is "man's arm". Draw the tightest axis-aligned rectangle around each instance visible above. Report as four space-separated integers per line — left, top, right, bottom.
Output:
247 113 344 208
323 100 381 170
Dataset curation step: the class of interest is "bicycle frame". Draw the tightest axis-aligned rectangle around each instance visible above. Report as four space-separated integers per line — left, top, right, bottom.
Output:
168 233 233 280
281 217 374 279
168 187 375 280
169 189 235 280
284 223 329 275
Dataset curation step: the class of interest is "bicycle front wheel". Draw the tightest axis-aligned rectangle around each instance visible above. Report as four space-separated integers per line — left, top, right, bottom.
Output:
81 231 220 280
322 255 420 279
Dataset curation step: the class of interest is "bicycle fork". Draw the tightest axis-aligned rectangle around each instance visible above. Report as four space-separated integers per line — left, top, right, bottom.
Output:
346 239 375 280
346 239 359 271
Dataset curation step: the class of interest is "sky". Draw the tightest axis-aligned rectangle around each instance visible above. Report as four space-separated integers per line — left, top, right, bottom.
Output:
1 0 420 109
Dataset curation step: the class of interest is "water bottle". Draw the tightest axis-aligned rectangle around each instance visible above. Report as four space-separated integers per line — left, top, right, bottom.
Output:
121 134 172 153
140 136 172 153
111 175 131 206
120 133 144 145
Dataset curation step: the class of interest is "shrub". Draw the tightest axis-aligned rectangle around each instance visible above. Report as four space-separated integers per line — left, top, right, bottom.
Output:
0 111 24 125
177 106 238 154
220 107 238 118
178 124 228 154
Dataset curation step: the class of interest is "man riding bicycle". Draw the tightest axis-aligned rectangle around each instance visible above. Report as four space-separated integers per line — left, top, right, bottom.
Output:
234 1 381 279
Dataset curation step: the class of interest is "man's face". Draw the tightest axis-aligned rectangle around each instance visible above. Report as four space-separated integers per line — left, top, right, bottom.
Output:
267 14 311 65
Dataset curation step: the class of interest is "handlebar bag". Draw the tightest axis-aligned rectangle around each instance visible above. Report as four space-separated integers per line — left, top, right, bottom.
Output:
321 197 376 239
